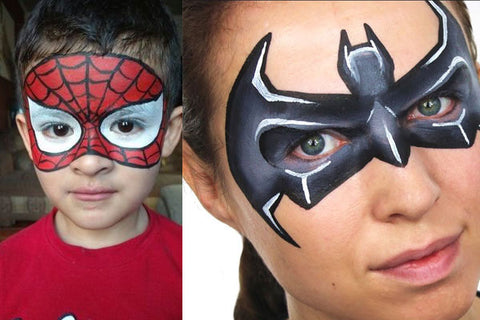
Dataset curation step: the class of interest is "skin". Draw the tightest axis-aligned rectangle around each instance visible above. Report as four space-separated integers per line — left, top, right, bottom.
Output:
16 75 182 249
183 2 480 320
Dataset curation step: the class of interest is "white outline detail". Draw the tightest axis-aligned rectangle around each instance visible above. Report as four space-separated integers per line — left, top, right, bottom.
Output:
262 193 283 233
253 42 314 104
369 40 385 71
284 161 332 205
424 0 448 66
432 108 470 145
367 105 396 123
255 118 325 141
426 56 467 94
344 45 353 80
384 123 402 164
384 106 397 118
367 108 375 123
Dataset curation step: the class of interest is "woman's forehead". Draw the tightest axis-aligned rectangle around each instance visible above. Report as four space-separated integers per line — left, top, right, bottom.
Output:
214 1 449 97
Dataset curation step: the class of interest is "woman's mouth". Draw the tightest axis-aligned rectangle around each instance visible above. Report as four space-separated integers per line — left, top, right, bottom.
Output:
370 233 461 286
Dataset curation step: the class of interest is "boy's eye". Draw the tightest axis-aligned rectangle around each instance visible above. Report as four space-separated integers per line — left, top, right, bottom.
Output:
99 95 164 149
28 98 83 154
43 123 73 138
407 96 456 121
109 119 144 136
114 120 135 133
290 131 346 161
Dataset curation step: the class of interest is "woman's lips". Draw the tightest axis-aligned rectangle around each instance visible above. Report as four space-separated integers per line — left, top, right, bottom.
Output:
371 233 461 285
70 188 116 201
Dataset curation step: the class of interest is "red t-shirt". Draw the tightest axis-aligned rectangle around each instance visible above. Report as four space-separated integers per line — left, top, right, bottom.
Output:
0 206 181 320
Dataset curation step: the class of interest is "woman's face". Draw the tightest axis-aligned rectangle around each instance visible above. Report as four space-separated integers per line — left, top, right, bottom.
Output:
204 2 480 319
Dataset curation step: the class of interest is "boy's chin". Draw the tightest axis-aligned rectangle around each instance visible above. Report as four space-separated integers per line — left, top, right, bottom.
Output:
54 204 147 247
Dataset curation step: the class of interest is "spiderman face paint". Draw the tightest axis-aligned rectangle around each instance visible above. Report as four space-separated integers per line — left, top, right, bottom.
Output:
23 53 166 171
225 0 480 246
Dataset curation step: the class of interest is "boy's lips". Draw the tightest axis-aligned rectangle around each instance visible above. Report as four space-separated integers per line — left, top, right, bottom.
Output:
70 187 117 201
370 232 462 285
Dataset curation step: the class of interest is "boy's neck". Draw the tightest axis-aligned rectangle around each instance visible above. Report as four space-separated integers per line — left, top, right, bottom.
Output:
54 206 149 249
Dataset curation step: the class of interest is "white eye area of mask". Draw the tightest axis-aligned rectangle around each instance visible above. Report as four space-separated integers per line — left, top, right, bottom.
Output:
28 98 82 154
99 93 164 149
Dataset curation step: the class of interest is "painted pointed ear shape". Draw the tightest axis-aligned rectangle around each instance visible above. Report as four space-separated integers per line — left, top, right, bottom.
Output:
338 29 352 81
339 29 352 53
338 23 395 96
182 141 243 233
363 23 394 80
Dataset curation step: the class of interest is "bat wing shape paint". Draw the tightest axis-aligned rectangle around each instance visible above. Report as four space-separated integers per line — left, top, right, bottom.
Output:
225 0 480 247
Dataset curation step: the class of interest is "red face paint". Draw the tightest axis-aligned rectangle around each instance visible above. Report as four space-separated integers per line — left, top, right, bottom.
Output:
23 53 167 171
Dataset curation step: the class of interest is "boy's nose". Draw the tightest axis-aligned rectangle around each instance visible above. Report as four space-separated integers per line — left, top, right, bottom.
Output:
70 154 114 176
366 148 440 223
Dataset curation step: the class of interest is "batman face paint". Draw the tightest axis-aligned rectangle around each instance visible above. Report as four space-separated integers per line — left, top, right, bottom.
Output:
225 0 480 246
23 53 167 171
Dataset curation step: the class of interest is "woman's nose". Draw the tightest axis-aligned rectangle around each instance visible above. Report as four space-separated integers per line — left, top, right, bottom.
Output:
366 148 441 223
69 154 114 176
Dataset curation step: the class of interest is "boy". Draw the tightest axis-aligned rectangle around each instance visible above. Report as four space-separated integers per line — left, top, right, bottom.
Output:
0 0 182 319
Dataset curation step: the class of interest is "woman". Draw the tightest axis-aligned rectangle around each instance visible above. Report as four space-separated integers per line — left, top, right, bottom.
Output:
183 1 480 319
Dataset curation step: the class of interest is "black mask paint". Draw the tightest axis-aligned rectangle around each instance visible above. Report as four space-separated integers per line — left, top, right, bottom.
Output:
225 0 480 247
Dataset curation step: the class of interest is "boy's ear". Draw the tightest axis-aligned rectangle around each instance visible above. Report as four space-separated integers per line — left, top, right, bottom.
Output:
161 106 183 158
15 113 33 160
183 141 243 233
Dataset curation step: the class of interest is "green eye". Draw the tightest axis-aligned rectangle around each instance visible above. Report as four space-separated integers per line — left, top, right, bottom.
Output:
418 97 441 116
300 134 325 156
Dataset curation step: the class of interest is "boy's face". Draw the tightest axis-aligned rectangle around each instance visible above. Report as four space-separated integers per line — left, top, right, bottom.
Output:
16 52 181 239
22 53 167 171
